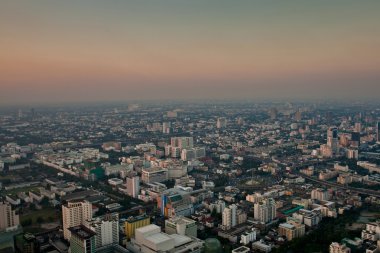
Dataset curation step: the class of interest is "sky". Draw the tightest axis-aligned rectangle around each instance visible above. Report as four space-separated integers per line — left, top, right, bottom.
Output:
1 0 380 106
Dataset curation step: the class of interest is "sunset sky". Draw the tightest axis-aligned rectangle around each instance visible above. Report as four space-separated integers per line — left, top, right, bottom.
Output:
1 0 380 105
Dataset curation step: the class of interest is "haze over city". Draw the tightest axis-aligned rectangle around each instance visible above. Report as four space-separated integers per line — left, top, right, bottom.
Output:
1 0 380 105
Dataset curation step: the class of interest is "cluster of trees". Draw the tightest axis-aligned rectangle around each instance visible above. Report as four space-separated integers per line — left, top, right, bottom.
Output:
273 208 362 253
21 216 55 227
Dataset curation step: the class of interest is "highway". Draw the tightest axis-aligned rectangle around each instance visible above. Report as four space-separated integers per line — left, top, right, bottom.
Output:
296 173 380 198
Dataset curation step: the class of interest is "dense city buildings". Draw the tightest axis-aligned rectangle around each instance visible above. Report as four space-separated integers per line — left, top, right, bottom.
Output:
0 101 379 253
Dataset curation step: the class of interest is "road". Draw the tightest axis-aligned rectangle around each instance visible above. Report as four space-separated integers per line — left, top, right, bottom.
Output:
296 173 380 198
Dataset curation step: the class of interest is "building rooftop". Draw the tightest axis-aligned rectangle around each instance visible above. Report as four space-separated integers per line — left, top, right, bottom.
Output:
69 225 96 239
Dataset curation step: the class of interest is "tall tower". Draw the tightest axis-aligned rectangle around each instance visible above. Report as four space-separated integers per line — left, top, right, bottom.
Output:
222 206 232 229
62 201 93 241
0 201 20 230
327 127 339 156
377 122 380 143
127 176 140 198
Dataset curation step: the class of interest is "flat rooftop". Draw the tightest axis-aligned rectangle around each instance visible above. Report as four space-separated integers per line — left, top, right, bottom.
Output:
69 225 96 239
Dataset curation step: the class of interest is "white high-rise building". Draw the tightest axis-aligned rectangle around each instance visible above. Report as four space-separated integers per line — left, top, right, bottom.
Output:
254 198 276 223
0 201 19 230
62 200 93 240
127 176 140 198
85 213 119 249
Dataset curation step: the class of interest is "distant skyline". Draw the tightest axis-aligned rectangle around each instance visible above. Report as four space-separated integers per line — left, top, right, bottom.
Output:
1 0 380 106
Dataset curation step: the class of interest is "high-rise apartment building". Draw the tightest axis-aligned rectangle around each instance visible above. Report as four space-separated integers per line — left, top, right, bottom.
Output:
85 213 119 249
279 220 305 241
62 201 93 241
0 201 19 230
254 198 276 224
311 188 330 201
126 176 140 198
222 204 237 230
69 225 96 253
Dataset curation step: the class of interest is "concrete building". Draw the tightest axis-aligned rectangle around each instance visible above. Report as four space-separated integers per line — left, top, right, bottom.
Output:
165 216 197 237
217 117 227 128
141 167 168 184
232 246 250 253
292 209 322 227
222 204 237 230
158 188 194 218
254 198 276 223
127 176 140 198
129 224 203 253
69 225 96 253
0 201 19 231
108 178 124 186
171 137 194 150
279 220 305 241
240 229 257 245
329 242 351 253
327 127 339 157
208 200 226 214
252 240 272 253
361 222 380 241
62 200 93 241
125 214 151 240
311 188 330 201
85 213 119 249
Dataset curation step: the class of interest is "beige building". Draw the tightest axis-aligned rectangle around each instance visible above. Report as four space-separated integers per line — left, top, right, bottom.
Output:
62 200 92 240
279 220 305 241
165 216 197 238
141 167 168 184
0 201 19 230
329 242 351 253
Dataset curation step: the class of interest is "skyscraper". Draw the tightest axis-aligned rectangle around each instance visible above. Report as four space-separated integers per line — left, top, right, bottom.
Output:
62 201 93 241
377 122 380 143
327 127 339 156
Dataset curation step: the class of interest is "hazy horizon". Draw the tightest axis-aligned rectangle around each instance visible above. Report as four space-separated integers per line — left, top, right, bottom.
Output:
1 0 380 106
